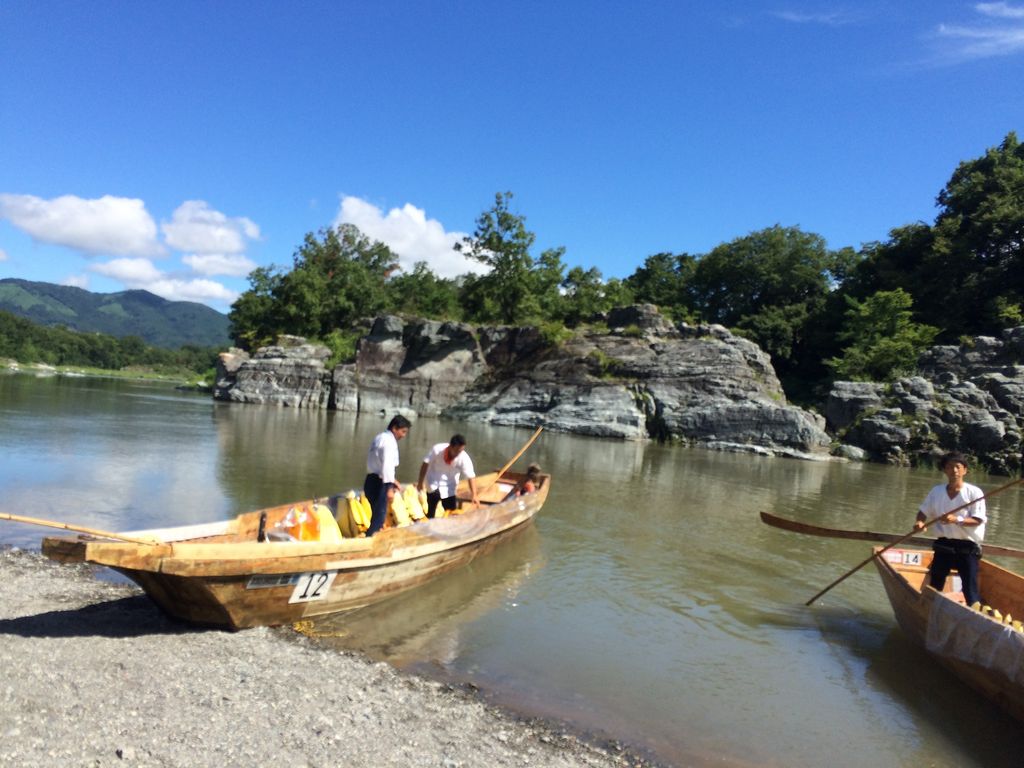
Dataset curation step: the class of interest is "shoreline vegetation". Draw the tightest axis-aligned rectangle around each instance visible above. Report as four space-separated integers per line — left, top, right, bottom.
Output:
0 546 660 767
1 358 210 389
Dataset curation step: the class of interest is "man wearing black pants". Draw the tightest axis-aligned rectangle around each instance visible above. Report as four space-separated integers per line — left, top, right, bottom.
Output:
364 415 411 536
914 451 987 606
417 434 478 518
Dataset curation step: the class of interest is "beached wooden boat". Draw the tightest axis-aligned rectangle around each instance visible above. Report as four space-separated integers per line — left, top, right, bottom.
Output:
41 470 548 630
873 546 1024 721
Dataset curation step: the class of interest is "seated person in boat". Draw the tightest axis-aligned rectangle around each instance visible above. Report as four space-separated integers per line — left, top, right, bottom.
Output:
417 434 478 518
365 415 411 536
504 463 541 500
913 451 987 605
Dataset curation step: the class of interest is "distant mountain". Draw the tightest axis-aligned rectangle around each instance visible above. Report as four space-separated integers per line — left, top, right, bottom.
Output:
0 278 231 349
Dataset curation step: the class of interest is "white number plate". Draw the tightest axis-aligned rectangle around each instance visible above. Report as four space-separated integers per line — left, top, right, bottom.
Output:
882 549 924 566
288 571 337 604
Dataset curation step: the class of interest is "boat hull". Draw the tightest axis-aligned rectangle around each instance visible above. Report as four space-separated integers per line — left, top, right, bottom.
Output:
873 547 1024 722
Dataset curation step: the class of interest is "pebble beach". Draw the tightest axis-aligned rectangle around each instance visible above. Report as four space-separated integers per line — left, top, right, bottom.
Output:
0 547 657 768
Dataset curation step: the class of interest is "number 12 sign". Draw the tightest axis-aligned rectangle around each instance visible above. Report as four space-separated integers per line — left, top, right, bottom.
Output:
289 571 337 604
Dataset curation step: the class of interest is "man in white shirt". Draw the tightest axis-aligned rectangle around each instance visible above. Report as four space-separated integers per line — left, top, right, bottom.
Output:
913 451 987 605
417 434 479 518
364 415 411 536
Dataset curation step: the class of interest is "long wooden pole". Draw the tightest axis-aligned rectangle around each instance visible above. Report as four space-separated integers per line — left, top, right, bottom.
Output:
0 511 160 545
760 511 1024 559
475 426 544 500
805 476 1024 606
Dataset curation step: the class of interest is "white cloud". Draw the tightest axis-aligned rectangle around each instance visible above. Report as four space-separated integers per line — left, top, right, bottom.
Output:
161 200 260 256
936 3 1024 59
141 278 238 304
978 2 1024 19
182 253 257 277
89 257 238 305
91 257 164 284
335 196 488 279
62 274 90 289
0 248 7 261
772 9 860 26
0 194 163 257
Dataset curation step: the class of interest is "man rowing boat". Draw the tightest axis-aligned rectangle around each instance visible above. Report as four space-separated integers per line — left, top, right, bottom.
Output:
914 451 987 606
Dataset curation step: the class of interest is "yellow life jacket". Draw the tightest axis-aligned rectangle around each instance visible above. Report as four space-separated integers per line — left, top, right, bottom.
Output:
389 491 412 527
403 485 426 521
336 495 356 538
357 492 373 528
311 503 343 543
346 492 368 533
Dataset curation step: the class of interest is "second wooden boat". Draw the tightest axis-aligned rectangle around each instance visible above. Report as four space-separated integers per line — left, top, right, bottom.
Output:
874 546 1024 722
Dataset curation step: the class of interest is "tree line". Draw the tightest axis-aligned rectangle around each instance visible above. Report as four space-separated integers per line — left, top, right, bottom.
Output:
229 132 1024 403
0 310 219 377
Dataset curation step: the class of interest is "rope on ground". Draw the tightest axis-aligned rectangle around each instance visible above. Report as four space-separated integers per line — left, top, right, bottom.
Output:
291 619 349 638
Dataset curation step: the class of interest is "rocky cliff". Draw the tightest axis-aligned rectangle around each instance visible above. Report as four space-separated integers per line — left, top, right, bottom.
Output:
215 305 831 459
826 327 1024 473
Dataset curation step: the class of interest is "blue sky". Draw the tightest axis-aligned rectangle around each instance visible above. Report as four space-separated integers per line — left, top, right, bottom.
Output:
1 1 1022 313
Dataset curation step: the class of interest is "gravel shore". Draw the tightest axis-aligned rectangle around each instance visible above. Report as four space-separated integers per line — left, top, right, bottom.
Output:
0 547 656 768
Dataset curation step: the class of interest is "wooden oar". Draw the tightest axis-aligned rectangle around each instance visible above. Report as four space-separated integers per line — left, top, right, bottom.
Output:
472 426 544 503
804 476 1024 606
0 511 160 545
760 511 1024 559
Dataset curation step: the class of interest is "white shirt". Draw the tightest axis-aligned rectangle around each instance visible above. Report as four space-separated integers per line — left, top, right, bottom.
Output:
919 482 986 544
367 430 401 484
422 443 475 497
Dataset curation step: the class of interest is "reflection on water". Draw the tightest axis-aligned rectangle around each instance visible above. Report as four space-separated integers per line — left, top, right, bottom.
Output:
4 372 1024 767
305 524 544 665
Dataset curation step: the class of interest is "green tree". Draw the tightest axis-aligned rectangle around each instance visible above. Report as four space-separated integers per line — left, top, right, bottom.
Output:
685 225 844 383
690 226 834 326
931 131 1024 332
277 224 396 335
561 267 635 326
846 133 1024 338
532 247 567 321
229 266 282 350
229 224 398 349
827 289 938 381
561 266 606 325
385 262 462 319
457 192 538 324
624 252 697 316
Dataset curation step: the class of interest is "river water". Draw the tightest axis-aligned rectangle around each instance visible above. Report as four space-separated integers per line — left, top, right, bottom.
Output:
3 372 1024 767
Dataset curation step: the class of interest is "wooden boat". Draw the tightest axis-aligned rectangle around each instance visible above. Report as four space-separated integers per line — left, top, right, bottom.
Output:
873 546 1024 722
41 469 548 631
760 512 1024 719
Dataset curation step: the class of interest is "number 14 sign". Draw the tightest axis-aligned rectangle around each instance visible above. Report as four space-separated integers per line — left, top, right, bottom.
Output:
289 571 337 604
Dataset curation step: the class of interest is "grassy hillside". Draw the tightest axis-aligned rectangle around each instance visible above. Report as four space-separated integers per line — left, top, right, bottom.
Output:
0 278 230 348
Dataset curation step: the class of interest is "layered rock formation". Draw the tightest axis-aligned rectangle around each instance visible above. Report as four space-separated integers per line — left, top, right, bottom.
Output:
827 328 1024 473
215 306 832 459
215 335 331 408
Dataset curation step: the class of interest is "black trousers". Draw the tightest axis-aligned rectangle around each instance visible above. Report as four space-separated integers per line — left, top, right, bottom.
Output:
363 473 393 536
425 490 457 519
929 537 982 605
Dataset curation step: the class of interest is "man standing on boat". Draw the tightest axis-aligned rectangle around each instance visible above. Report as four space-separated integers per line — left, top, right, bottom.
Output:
914 451 987 606
365 415 411 536
417 434 479 518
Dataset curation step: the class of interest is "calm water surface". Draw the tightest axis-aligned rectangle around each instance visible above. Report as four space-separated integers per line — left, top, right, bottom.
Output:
3 372 1024 767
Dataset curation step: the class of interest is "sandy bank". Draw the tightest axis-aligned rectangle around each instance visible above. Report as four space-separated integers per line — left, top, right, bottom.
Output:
0 547 655 767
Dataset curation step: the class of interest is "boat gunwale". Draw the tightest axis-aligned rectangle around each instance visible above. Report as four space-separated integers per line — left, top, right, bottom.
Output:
42 473 549 578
